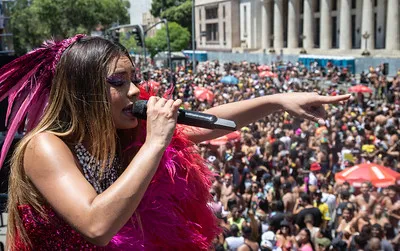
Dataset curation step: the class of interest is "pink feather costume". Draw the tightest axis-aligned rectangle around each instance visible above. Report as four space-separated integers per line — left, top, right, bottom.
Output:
15 122 219 250
0 36 220 250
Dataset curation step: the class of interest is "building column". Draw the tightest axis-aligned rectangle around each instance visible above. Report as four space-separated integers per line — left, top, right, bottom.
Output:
339 0 352 50
361 0 374 50
287 0 299 48
273 0 284 49
303 0 314 49
355 0 363 48
386 0 399 50
320 0 332 49
261 0 272 49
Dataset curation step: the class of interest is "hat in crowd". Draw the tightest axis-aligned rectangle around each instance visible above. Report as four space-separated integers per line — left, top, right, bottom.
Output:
207 155 217 163
261 231 276 243
316 237 331 248
310 162 322 172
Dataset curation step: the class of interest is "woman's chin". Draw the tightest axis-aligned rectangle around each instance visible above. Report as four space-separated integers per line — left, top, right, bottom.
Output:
115 117 138 130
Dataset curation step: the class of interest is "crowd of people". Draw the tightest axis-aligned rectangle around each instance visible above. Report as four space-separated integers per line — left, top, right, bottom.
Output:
143 59 400 251
0 32 399 250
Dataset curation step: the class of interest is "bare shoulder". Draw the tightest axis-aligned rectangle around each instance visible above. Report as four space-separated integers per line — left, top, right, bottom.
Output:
24 132 76 176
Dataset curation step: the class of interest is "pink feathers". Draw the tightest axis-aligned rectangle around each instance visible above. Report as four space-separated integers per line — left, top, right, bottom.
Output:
0 34 84 168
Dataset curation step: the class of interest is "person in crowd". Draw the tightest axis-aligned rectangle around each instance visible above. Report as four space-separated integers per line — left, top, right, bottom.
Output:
315 237 331 251
355 182 377 213
313 190 331 229
353 234 369 251
371 224 394 251
237 226 259 251
224 224 245 251
275 219 294 251
228 206 247 235
370 204 390 227
296 193 323 230
1 36 351 250
304 214 320 244
282 182 296 213
293 228 316 251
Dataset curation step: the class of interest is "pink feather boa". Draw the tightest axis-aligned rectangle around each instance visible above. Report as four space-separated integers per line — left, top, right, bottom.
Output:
107 85 220 250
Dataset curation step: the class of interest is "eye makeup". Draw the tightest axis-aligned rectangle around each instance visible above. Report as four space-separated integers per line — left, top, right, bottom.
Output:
106 69 141 87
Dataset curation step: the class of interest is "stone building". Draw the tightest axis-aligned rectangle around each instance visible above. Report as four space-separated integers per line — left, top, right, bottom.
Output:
195 0 399 56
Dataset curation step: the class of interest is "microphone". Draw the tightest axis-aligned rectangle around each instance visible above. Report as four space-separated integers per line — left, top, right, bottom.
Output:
132 100 237 131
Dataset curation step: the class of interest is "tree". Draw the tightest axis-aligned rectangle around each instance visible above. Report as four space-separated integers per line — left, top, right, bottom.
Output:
150 0 191 32
145 22 190 58
150 0 187 18
10 0 130 55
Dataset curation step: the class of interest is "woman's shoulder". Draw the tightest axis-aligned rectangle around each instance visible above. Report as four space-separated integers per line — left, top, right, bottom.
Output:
25 132 70 155
24 132 75 173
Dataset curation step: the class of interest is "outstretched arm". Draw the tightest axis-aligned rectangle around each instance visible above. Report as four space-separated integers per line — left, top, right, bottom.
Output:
185 92 350 144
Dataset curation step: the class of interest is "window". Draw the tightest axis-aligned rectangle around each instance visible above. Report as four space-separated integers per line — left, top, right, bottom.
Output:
351 0 356 9
314 0 320 12
332 0 337 11
244 6 247 36
206 23 219 41
199 24 202 44
206 7 218 19
199 9 201 20
351 15 356 48
223 22 226 43
223 6 225 18
300 0 304 14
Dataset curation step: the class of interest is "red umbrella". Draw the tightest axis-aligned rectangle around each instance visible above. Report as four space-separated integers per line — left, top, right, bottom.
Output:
335 163 400 187
259 71 277 78
194 87 214 104
257 65 270 72
203 131 241 146
348 85 373 93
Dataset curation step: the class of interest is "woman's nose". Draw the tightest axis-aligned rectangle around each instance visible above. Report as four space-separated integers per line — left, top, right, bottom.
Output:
128 82 140 99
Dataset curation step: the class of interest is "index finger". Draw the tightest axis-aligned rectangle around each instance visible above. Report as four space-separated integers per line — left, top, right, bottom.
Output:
318 94 351 104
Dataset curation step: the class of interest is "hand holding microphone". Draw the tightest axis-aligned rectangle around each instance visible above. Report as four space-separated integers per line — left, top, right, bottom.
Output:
144 97 182 149
133 99 237 131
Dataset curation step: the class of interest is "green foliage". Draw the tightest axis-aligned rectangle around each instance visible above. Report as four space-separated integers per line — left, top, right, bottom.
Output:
160 1 192 32
150 0 187 17
145 22 190 58
150 0 192 32
119 32 141 55
10 0 130 55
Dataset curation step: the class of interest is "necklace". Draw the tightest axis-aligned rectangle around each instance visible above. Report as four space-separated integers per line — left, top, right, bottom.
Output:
74 143 120 194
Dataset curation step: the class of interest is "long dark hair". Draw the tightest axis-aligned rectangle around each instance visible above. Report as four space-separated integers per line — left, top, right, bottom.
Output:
301 228 316 251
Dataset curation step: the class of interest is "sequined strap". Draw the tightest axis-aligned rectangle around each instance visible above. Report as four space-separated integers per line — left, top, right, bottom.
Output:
74 143 119 194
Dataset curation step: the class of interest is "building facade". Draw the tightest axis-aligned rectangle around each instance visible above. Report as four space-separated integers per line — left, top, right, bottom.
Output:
0 0 14 55
195 0 241 51
196 0 399 56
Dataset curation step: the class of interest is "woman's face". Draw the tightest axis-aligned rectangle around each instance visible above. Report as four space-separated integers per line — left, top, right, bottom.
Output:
342 209 351 221
298 229 309 244
281 225 289 235
374 204 383 216
107 56 140 129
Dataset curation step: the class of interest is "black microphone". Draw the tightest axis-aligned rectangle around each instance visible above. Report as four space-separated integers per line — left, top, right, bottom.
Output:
132 100 237 131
